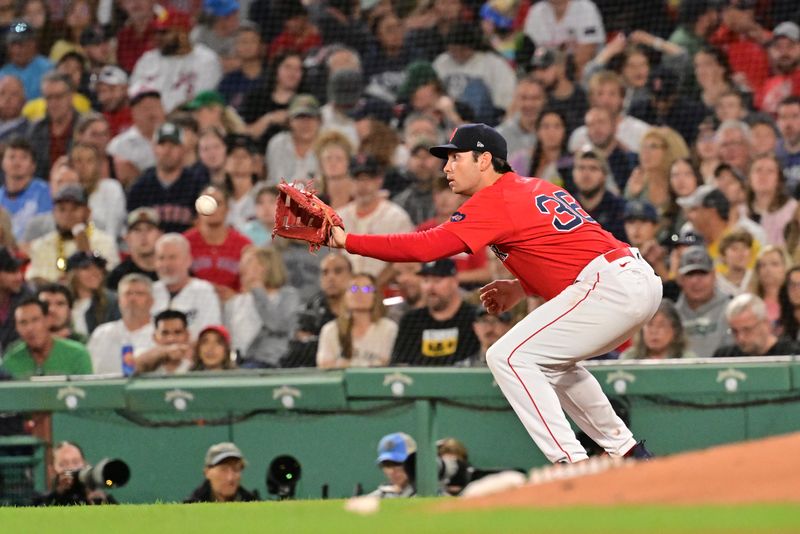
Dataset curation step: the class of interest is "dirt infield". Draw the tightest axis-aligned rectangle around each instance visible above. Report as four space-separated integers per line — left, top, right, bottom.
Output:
447 432 800 509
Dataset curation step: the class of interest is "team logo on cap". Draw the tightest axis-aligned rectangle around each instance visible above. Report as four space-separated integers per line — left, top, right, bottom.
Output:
450 211 466 222
476 141 484 148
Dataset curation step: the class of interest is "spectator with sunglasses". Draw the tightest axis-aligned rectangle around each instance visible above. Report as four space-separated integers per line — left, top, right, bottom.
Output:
316 272 397 369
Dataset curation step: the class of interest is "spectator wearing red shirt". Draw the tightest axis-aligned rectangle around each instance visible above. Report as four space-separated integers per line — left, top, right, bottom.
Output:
184 186 251 302
267 0 322 60
117 0 160 72
757 22 800 114
416 176 490 288
710 0 771 94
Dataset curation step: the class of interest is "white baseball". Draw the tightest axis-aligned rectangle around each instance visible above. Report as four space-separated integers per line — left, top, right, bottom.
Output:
195 194 218 215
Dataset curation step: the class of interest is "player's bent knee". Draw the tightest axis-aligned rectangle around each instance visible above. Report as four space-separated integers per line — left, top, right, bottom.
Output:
484 343 508 371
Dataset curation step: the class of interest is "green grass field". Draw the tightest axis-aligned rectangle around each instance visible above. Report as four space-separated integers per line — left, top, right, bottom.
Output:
1 500 798 534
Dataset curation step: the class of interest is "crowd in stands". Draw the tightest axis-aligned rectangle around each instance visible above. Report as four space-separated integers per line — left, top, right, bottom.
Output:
2 0 800 381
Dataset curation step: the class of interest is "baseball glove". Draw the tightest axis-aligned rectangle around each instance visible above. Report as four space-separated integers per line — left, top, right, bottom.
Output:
272 181 343 251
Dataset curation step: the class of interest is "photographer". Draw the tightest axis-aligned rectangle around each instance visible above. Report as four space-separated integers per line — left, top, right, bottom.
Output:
34 441 116 506
184 442 259 503
369 432 416 499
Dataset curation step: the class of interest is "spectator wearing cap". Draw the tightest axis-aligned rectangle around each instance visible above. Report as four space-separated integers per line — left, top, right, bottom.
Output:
106 208 162 291
116 0 158 73
26 184 119 283
190 0 240 61
623 199 672 287
629 65 707 145
317 271 397 369
416 176 491 288
222 134 259 230
186 90 246 134
757 22 800 114
37 283 86 344
777 97 800 190
432 21 516 122
523 0 606 77
0 247 32 352
714 293 800 357
151 233 222 339
528 48 588 136
69 143 126 241
266 0 321 61
391 259 479 366
571 147 628 243
184 185 251 300
679 184 761 272
184 442 258 503
106 83 165 188
26 72 80 178
93 66 131 137
746 154 797 247
64 250 120 336
339 153 414 283
674 245 733 357
87 273 155 374
717 228 755 296
461 307 514 367
0 20 53 99
1 297 92 378
217 23 266 113
130 8 222 113
127 121 210 234
191 324 235 370
393 139 442 226
80 25 114 76
320 68 362 147
0 137 52 242
496 78 547 159
0 75 29 145
265 94 321 185
369 432 416 498
569 71 651 154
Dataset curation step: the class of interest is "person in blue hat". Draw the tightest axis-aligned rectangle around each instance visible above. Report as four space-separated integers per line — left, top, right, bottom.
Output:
369 432 417 498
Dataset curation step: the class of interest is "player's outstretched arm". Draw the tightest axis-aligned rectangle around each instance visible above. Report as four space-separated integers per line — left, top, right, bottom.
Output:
479 279 525 315
339 226 469 263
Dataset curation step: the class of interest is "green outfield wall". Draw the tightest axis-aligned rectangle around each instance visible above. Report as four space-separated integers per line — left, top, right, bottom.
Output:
1 357 799 503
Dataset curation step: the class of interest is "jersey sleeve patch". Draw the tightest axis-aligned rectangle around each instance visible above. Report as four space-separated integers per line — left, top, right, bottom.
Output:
450 211 466 222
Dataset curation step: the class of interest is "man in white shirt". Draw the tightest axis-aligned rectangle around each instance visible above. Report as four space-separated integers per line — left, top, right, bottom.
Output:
69 143 126 240
106 83 165 189
339 154 414 284
523 0 606 75
130 9 222 113
88 273 155 375
568 71 651 154
432 22 517 116
150 232 221 338
266 94 321 184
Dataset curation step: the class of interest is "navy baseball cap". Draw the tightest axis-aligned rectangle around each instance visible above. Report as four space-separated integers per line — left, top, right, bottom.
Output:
376 432 417 464
430 123 507 161
623 200 658 223
419 259 457 277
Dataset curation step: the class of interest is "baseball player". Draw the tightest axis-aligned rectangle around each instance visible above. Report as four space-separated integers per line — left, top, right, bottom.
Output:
330 124 662 463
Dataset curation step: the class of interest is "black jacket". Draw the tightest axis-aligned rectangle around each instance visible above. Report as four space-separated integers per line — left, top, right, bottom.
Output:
184 480 259 503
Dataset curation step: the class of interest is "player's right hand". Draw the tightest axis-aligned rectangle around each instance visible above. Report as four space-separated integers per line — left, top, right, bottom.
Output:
479 279 524 314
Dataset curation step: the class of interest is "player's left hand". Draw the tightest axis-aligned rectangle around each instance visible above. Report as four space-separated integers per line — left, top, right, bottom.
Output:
479 279 524 314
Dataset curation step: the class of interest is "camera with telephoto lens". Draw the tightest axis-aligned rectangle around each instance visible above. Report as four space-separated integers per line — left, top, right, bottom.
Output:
66 458 130 492
266 455 301 500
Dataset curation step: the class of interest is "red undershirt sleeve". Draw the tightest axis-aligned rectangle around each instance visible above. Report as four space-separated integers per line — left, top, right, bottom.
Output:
344 226 469 262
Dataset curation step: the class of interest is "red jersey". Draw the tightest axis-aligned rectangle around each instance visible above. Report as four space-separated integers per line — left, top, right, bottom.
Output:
757 71 800 114
103 107 133 137
710 26 769 93
417 218 488 273
184 228 251 291
440 173 626 300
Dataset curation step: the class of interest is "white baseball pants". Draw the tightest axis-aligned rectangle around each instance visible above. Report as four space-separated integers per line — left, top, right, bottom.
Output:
485 248 663 463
